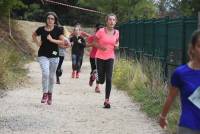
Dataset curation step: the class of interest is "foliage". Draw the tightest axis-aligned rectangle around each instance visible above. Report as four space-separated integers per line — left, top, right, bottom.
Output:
179 0 200 16
10 0 157 25
132 0 157 19
113 58 180 134
155 0 200 17
2 0 199 26
79 0 157 22
0 0 26 17
0 40 29 89
23 3 44 21
0 19 33 89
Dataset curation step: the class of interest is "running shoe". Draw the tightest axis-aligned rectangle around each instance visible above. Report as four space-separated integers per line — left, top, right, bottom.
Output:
72 71 76 78
56 77 60 84
76 72 80 78
41 93 48 103
47 93 52 105
89 75 94 86
104 101 111 109
95 86 100 93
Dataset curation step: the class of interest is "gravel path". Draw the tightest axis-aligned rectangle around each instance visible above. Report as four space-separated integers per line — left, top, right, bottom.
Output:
0 60 167 134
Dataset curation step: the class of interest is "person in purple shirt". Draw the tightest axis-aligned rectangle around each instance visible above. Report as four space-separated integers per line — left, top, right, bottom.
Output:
159 30 200 134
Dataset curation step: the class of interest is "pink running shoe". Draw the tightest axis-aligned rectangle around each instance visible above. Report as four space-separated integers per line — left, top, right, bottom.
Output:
104 100 111 108
95 86 100 93
47 93 52 105
41 93 48 103
76 72 80 78
72 71 76 78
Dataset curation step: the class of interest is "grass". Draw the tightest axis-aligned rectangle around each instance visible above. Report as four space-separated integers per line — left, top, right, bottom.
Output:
113 57 180 134
0 19 33 90
0 41 30 89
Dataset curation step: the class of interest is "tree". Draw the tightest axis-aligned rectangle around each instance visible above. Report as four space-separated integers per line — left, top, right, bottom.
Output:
132 0 157 19
0 0 26 17
156 0 200 17
24 4 44 21
79 0 157 22
9 0 158 25
180 0 200 16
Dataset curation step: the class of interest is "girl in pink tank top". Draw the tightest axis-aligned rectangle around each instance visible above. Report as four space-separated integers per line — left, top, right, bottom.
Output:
87 24 104 93
91 13 119 108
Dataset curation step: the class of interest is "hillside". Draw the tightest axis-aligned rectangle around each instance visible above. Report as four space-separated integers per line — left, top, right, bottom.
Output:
0 19 35 91
0 19 93 90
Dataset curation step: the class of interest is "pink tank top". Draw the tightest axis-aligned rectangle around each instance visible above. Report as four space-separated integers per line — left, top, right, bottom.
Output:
95 28 119 60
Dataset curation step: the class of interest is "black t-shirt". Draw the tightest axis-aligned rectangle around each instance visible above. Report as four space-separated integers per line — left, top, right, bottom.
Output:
35 25 64 58
70 35 86 56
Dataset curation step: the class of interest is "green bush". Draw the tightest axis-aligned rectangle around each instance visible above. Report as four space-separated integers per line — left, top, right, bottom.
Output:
113 58 180 134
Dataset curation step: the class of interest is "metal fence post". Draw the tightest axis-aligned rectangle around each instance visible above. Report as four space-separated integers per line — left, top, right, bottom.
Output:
152 19 155 57
164 17 169 78
198 12 200 29
182 17 186 64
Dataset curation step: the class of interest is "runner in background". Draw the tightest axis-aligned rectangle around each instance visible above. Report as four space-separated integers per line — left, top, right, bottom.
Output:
56 27 71 84
70 23 90 38
159 30 200 134
70 25 86 78
86 23 104 93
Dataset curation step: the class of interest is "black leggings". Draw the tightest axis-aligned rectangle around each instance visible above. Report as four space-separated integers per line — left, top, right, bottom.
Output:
56 56 64 78
96 58 114 99
90 58 96 74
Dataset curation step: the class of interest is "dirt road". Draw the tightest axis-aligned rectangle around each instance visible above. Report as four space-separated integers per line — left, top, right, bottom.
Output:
0 20 167 134
0 60 167 134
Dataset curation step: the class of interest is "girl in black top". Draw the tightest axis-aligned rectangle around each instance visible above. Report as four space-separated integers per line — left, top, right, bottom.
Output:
32 12 70 105
70 26 86 78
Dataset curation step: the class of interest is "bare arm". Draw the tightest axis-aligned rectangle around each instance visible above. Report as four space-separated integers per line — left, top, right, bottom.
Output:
63 36 71 48
32 32 41 47
85 36 95 48
58 35 71 48
81 31 91 38
47 34 72 48
159 86 179 129
114 40 119 49
86 43 93 48
47 34 65 47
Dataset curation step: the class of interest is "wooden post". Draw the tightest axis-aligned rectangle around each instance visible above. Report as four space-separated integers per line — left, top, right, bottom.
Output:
198 11 200 29
8 9 12 37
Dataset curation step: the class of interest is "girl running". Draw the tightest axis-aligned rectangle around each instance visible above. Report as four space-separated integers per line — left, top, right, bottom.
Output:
56 28 71 84
71 23 90 38
32 12 69 105
87 23 104 93
92 13 119 108
159 30 200 133
70 25 86 78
